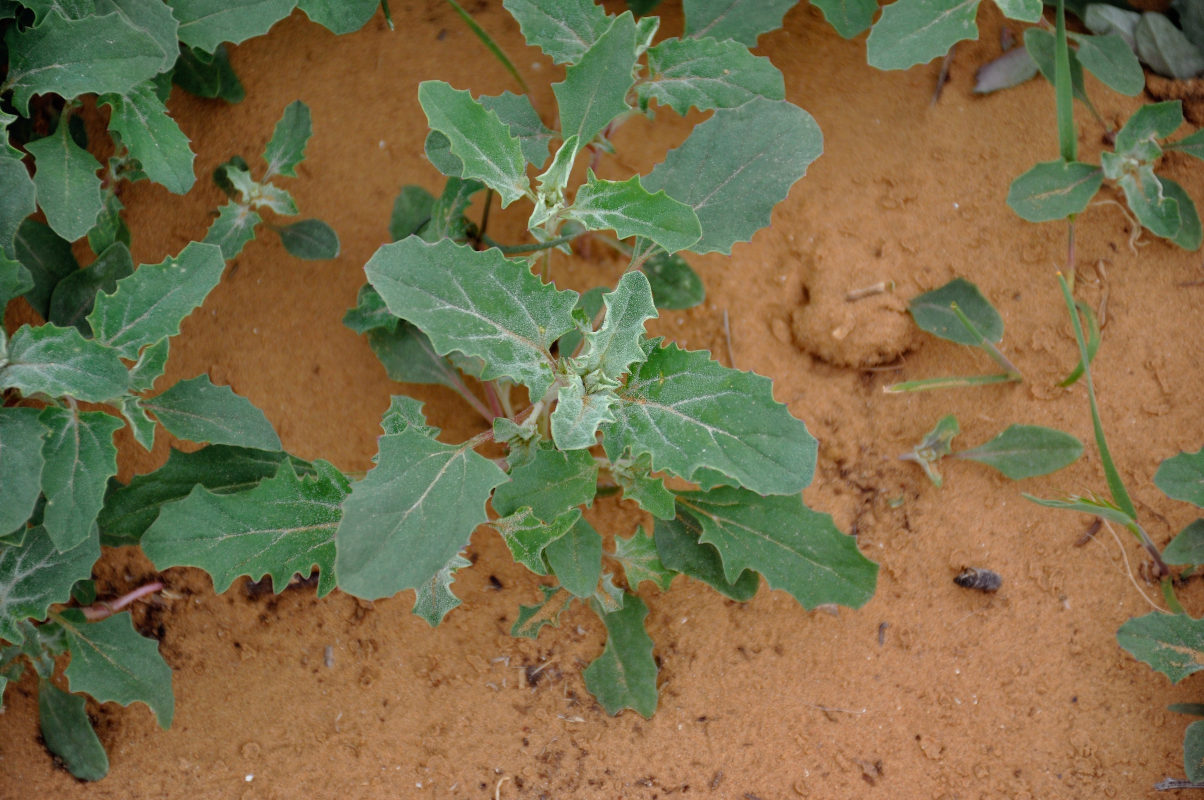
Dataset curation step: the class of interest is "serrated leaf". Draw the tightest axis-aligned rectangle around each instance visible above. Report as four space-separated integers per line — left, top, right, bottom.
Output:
39 408 122 552
95 0 180 72
141 374 281 449
1161 178 1202 250
88 241 224 359
993 0 1041 22
493 508 579 576
641 250 704 310
417 82 528 207
602 341 817 495
0 407 45 533
492 448 598 522
1163 519 1204 565
412 552 470 626
364 237 577 397
955 424 1082 479
38 680 109 781
58 609 172 727
98 445 300 546
203 201 261 260
0 527 98 644
974 46 1040 94
87 190 129 255
577 271 658 379
554 12 638 147
335 427 507 599
389 186 435 241
1157 448 1204 506
1085 4 1140 49
542 514 603 598
654 511 758 599
611 453 675 519
682 0 794 46
813 0 877 38
1135 12 1204 79
583 593 657 716
644 97 821 254
678 487 878 608
173 44 245 102
511 585 572 638
262 100 311 179
297 0 377 33
424 130 462 177
1 324 128 402
1007 160 1103 222
502 0 612 63
21 1 95 24
14 219 77 317
118 395 156 450
379 395 436 436
1070 33 1144 96
143 460 347 597
551 373 619 450
0 157 37 258
128 337 170 393
867 0 982 70
276 219 340 260
569 174 701 254
101 83 195 195
1118 611 1204 683
48 242 135 335
639 37 785 114
4 10 164 114
612 528 673 591
26 123 104 242
908 277 1004 346
172 0 296 52
480 92 554 168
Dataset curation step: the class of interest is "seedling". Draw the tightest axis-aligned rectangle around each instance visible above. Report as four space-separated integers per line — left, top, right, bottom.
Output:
901 414 1082 486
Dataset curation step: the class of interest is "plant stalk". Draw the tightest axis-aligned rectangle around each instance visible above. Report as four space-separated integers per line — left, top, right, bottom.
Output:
79 582 165 621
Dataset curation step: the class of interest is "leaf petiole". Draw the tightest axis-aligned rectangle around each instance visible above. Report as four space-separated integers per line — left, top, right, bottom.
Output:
949 302 1022 379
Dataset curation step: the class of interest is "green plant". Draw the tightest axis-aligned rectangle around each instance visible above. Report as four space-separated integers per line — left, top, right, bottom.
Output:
901 414 1082 486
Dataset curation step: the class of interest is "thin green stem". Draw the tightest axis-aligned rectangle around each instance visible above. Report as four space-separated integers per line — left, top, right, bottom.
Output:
483 231 582 255
1162 577 1185 614
442 0 527 92
380 0 394 29
884 373 1017 393
1054 0 1076 162
950 302 1023 379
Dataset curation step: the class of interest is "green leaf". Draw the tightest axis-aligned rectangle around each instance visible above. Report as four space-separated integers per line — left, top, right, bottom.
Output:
1070 33 1144 96
87 191 130 255
1135 12 1204 79
98 445 300 546
955 425 1082 479
583 593 657 716
48 242 134 335
543 514 603 597
128 337 170 393
0 157 37 258
1007 160 1103 222
59 609 172 727
1120 167 1181 239
0 254 33 308
492 508 579 576
1157 448 1204 506
1188 719 1204 782
364 237 578 398
412 552 471 626
550 373 618 450
389 186 435 241
908 277 1004 346
993 0 1041 22
21 1 96 24
422 177 484 240
1163 519 1204 565
813 0 878 38
1115 100 1183 158
641 251 704 310
275 219 340 260
643 97 822 254
578 270 658 380
866 0 982 70
4 10 164 114
603 341 817 496
89 241 225 359
95 0 181 72
172 0 297 52
417 81 528 207
638 37 785 114
296 0 378 33
141 374 281 449
0 527 99 644
502 0 612 63
1 324 128 402
118 396 156 450
0 407 45 533
1025 27 1091 112
1161 178 1202 250
335 426 507 599
569 174 701 254
14 219 78 317
682 0 794 46
479 92 554 167
101 83 195 194
1084 4 1139 49
26 123 104 242
611 453 675 519
263 100 311 179
142 460 347 597
492 447 598 522
1118 611 1204 683
654 511 758 600
173 45 245 102
203 201 261 259
511 585 572 638
1023 493 1138 527
38 680 109 781
39 408 122 552
678 487 878 608
612 527 673 591
554 12 638 147
363 321 468 391
378 395 436 437
900 413 959 487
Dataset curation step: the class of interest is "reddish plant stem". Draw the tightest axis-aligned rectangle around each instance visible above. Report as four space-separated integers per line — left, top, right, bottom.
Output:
80 581 164 621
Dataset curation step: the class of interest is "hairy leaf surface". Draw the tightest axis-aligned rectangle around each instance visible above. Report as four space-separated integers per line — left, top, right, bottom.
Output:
39 409 122 552
554 12 638 148
867 0 982 70
172 0 296 52
1007 160 1103 222
101 83 196 194
38 680 108 781
296 0 378 33
503 0 612 63
0 408 46 534
682 0 794 45
612 528 674 591
492 448 598 522
654 510 758 600
141 375 281 450
639 37 785 114
544 514 603 597
412 552 471 626
263 100 311 179
1118 611 1204 683
569 175 701 254
1 324 128 402
583 594 657 716
26 123 103 242
0 527 98 644
955 425 1082 479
